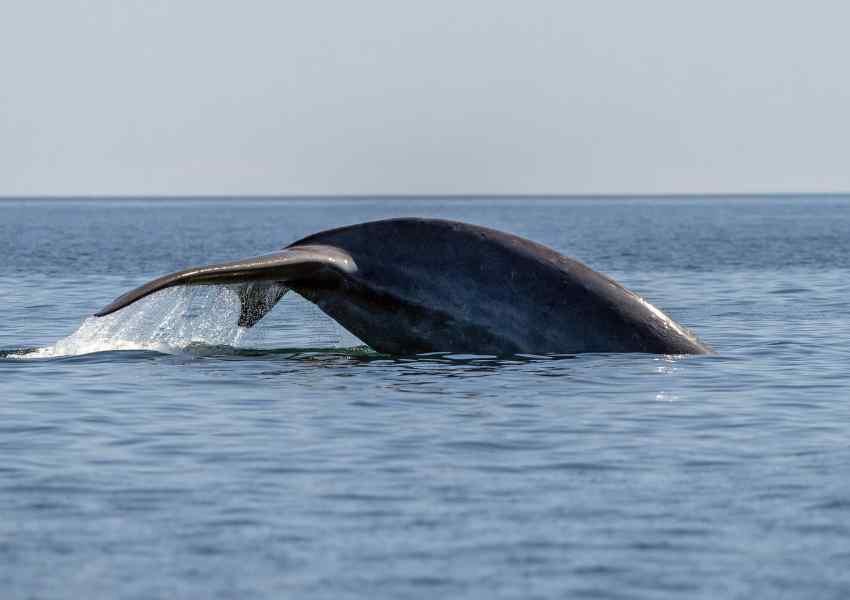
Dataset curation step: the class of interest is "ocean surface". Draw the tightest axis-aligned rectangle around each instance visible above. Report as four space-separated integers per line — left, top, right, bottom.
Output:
1 196 849 599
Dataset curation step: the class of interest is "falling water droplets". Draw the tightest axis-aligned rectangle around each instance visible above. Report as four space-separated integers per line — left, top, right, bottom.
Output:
21 286 246 358
11 284 366 359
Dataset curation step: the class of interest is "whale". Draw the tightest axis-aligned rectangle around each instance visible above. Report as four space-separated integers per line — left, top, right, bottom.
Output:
95 218 711 355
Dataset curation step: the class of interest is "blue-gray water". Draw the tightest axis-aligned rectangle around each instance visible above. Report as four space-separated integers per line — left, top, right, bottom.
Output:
2 197 849 598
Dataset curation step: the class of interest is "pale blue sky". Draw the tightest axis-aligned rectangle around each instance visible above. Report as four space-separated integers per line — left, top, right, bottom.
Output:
2 0 849 195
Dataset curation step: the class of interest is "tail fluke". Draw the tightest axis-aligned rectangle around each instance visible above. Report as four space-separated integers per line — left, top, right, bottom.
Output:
94 244 357 320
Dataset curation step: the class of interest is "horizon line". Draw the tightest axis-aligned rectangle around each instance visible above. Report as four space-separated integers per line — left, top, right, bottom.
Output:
1 191 849 201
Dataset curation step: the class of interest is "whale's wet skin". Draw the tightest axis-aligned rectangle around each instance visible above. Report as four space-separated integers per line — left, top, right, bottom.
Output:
3 197 850 599
93 218 711 356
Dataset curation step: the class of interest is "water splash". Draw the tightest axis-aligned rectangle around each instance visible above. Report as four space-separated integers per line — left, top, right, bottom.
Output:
10 284 366 360
20 286 248 359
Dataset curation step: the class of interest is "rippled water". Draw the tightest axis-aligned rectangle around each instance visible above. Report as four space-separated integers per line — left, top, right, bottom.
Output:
2 197 849 598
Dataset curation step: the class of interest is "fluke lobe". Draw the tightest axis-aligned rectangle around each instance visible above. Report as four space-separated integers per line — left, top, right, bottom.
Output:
96 218 711 355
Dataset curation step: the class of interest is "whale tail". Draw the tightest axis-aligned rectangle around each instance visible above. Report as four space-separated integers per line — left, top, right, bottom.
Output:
94 244 357 328
93 218 711 355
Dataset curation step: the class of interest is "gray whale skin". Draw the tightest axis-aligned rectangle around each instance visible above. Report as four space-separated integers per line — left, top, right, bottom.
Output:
96 218 710 355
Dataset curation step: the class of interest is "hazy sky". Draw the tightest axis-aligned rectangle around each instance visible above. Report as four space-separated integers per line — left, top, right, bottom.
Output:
2 0 849 196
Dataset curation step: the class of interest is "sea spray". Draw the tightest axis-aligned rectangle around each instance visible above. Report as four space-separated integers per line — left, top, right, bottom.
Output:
21 286 246 358
15 284 364 359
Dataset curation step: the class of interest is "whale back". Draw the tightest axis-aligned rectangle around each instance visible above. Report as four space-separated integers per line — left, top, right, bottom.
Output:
288 218 709 355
